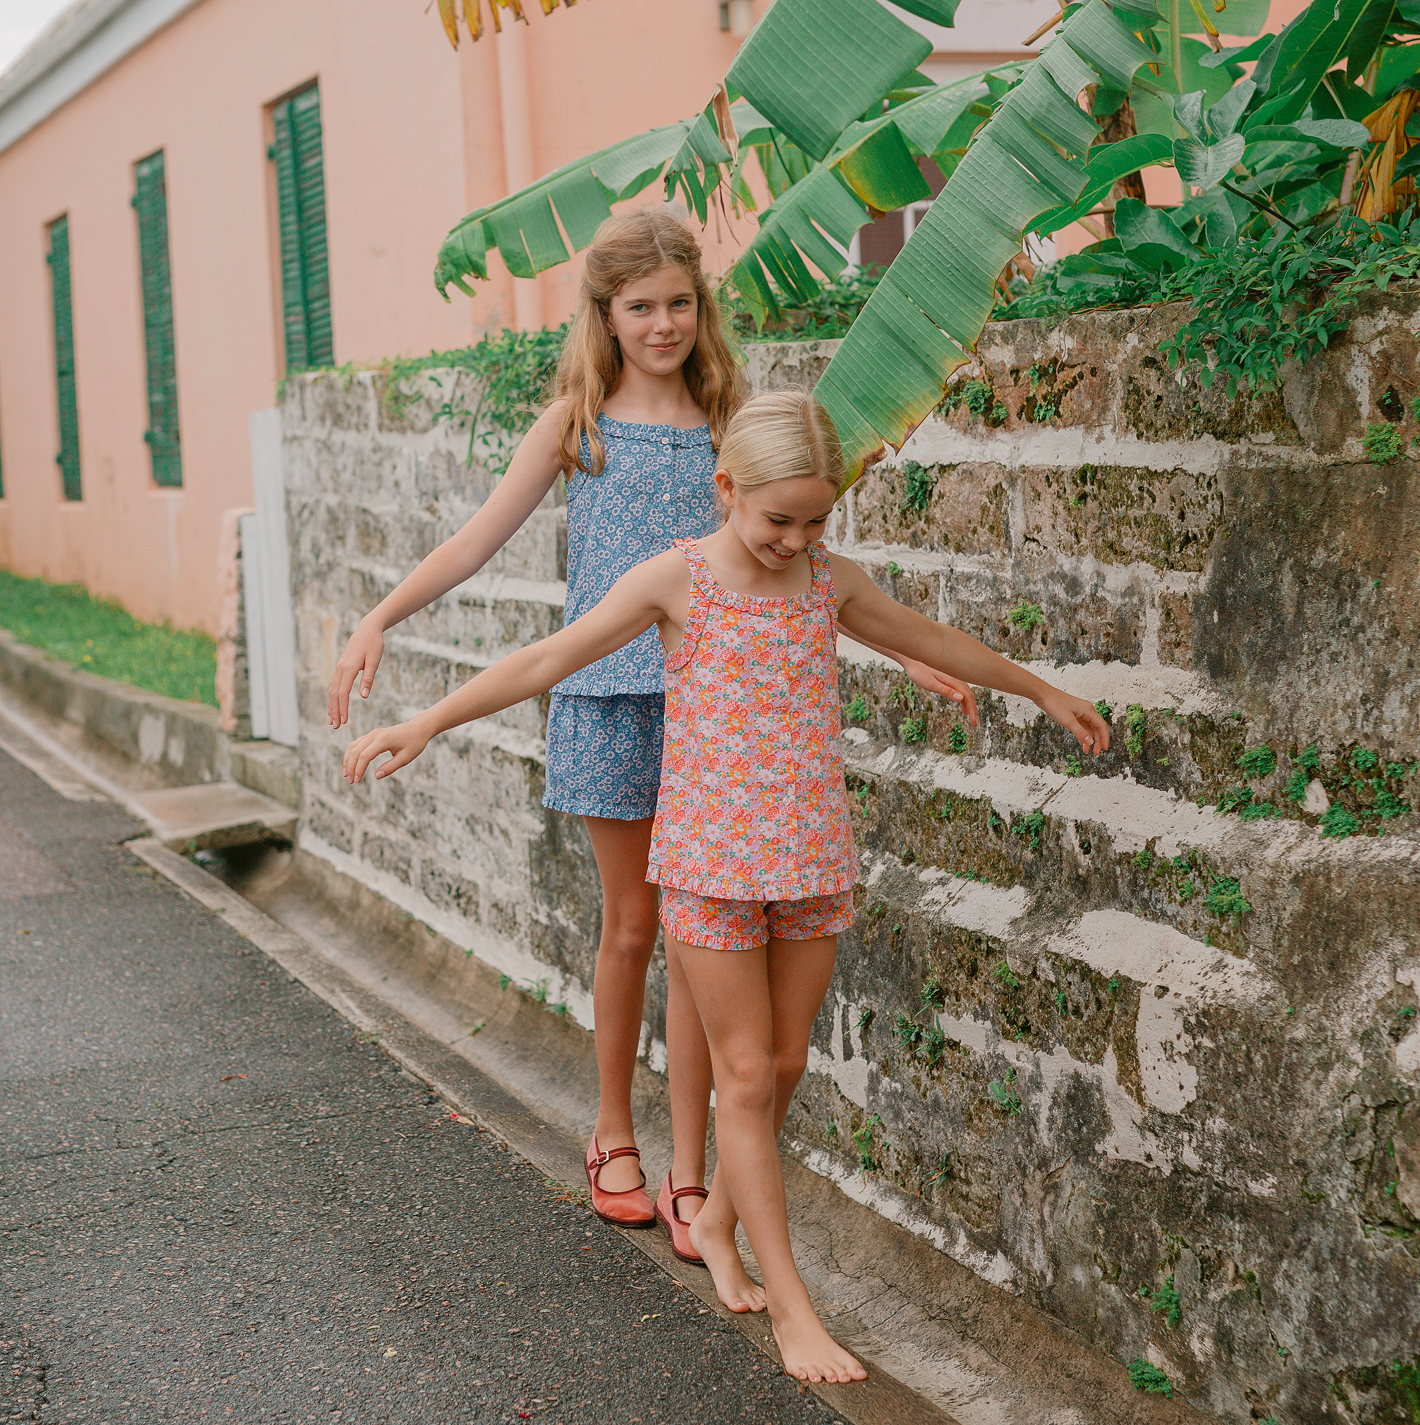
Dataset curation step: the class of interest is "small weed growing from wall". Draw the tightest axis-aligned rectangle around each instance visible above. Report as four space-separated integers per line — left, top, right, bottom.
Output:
886 560 902 577
1067 755 1083 777
1125 705 1147 759
1321 804 1362 839
1241 801 1278 821
1095 700 1112 722
852 1115 883 1173
900 460 937 512
1352 747 1379 772
920 976 946 1012
1297 745 1322 774
943 379 1003 421
921 1024 948 1065
1205 876 1250 923
1007 601 1045 633
1363 421 1404 464
988 1067 1021 1115
1142 1276 1182 1327
1284 769 1311 801
894 1013 924 1052
856 1006 876 1035
948 722 969 753
901 717 927 745
1238 745 1277 778
992 960 1021 990
1128 1361 1174 1397
1014 810 1046 851
1132 848 1154 870
892 683 918 713
844 694 869 723
1217 784 1253 815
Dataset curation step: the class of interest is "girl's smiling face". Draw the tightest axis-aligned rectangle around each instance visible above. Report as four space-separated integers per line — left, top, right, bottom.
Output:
715 470 839 572
606 265 699 378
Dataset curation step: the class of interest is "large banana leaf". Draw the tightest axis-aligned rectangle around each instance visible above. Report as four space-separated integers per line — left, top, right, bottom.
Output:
814 0 1166 475
726 74 996 322
433 0 940 295
722 0 935 161
434 105 777 296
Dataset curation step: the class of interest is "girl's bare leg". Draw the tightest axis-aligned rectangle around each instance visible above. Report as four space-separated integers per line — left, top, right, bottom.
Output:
685 932 837 1311
583 816 661 1193
674 933 865 1384
583 818 715 1202
664 936 713 1218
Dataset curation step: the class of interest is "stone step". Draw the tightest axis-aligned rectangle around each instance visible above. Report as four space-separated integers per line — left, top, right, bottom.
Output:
130 782 297 852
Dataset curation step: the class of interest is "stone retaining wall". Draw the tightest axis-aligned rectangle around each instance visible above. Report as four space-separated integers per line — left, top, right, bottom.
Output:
284 293 1420 1425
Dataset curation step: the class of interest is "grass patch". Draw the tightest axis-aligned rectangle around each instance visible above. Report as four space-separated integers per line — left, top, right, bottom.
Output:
0 569 216 706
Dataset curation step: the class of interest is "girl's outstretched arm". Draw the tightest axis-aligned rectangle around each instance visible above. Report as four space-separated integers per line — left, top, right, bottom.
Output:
343 550 688 785
327 402 571 729
830 554 1109 754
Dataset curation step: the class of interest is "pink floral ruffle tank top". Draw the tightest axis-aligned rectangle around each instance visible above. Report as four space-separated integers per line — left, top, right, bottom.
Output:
646 539 857 901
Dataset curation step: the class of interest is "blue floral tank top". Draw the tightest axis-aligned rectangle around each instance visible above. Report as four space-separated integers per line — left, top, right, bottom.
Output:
554 415 720 697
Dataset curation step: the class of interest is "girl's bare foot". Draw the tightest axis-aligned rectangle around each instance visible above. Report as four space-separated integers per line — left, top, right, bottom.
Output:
771 1307 867 1384
687 1214 767 1313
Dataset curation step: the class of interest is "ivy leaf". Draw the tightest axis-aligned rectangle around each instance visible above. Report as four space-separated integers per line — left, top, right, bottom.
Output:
1173 131 1247 188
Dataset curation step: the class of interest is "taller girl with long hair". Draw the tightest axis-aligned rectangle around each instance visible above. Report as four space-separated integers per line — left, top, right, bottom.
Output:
328 210 969 1278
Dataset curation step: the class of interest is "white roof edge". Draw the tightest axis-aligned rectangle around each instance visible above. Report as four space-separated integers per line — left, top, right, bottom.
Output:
0 0 205 156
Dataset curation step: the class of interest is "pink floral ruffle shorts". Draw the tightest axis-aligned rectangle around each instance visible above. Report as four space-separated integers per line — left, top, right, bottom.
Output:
659 887 855 952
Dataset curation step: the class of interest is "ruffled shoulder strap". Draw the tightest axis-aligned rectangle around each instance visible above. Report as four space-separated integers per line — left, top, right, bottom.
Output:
665 539 710 672
807 542 839 633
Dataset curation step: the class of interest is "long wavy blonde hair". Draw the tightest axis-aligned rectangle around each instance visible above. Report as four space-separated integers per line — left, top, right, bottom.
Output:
554 208 744 475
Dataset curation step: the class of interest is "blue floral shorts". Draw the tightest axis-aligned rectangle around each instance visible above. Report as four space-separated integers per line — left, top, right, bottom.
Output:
543 693 665 821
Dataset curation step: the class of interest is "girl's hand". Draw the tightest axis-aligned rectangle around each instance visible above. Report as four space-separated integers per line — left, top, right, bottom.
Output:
343 719 431 785
900 659 980 727
329 618 385 729
1039 690 1110 755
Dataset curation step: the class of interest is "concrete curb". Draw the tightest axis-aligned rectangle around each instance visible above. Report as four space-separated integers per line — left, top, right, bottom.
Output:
0 628 298 806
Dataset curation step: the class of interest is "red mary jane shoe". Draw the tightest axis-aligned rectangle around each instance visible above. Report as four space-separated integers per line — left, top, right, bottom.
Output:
654 1172 709 1264
583 1136 655 1227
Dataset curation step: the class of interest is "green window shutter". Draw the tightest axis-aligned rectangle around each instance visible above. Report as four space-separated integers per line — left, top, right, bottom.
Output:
133 150 182 488
47 215 81 502
270 83 333 373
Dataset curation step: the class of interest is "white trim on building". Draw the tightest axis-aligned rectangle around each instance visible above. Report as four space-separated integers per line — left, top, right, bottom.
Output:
0 0 204 155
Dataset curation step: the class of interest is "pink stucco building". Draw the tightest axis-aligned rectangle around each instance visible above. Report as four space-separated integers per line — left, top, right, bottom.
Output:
0 0 1293 638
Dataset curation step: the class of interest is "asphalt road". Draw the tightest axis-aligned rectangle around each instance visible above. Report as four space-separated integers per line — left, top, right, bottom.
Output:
0 748 844 1425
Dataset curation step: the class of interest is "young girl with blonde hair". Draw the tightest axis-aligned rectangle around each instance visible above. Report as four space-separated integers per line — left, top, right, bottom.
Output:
327 210 971 1260
341 389 1112 1383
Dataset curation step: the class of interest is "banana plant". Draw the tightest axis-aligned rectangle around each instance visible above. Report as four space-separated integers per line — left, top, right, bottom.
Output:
434 0 949 298
431 0 1417 477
